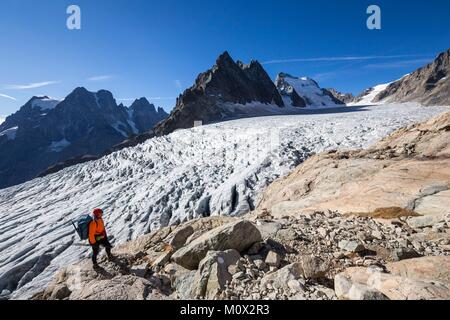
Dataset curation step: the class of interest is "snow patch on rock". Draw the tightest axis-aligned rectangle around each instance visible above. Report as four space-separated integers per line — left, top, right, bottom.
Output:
49 139 71 152
31 97 60 110
0 126 18 140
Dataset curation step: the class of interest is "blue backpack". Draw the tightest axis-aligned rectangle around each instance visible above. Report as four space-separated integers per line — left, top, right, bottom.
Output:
72 214 93 240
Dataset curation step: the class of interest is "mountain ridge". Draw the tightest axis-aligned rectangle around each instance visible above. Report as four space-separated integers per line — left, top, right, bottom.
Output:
0 88 168 189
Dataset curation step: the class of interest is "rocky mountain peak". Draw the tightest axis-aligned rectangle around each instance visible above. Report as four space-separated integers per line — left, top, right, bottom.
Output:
130 97 157 114
372 48 450 106
215 51 235 68
154 52 285 136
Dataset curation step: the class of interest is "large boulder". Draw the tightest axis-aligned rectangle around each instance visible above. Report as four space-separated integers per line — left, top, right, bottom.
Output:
69 275 157 300
260 263 304 290
172 220 262 270
407 214 446 229
386 256 450 285
194 250 241 299
335 258 450 300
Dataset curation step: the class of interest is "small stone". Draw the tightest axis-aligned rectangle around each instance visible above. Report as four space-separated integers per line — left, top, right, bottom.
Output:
254 259 267 271
338 240 365 253
333 252 346 259
371 230 384 240
130 263 149 278
287 280 304 294
397 239 410 248
348 283 389 300
317 227 328 237
432 222 447 232
299 255 329 279
228 264 240 275
247 242 264 255
265 251 281 268
391 248 421 261
276 229 299 242
232 271 246 280
357 232 369 242
152 250 173 271
411 241 424 252
50 284 71 300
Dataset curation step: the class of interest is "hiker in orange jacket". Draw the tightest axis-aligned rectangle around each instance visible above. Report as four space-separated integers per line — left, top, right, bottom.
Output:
89 208 114 267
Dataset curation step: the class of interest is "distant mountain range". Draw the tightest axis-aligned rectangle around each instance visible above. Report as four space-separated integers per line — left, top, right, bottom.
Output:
0 88 168 189
1 48 448 189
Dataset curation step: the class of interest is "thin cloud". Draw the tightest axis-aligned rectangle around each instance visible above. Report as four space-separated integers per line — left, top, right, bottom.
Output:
148 97 176 100
5 81 60 90
117 98 136 102
87 75 114 81
174 80 182 89
262 54 429 65
363 58 433 69
0 93 17 101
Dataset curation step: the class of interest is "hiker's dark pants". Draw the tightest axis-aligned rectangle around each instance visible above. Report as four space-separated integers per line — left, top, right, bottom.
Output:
91 238 112 264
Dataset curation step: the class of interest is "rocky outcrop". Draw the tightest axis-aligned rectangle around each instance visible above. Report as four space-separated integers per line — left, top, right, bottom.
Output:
35 205 450 300
128 98 168 133
0 89 168 189
258 111 450 218
373 48 450 106
154 52 284 136
171 220 262 270
335 256 450 300
324 88 354 104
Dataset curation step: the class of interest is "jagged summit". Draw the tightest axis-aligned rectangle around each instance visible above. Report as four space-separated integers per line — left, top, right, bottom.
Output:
154 51 284 135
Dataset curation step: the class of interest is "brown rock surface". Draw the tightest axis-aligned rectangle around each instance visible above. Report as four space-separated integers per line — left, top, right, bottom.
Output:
258 111 450 218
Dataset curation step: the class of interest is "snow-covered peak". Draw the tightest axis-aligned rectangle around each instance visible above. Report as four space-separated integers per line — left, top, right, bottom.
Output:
276 73 341 107
349 74 411 106
348 82 393 106
31 96 61 110
0 116 5 125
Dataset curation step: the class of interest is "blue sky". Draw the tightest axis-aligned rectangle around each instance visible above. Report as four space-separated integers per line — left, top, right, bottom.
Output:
0 0 449 116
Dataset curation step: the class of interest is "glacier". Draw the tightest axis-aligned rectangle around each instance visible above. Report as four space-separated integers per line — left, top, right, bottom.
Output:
0 103 449 299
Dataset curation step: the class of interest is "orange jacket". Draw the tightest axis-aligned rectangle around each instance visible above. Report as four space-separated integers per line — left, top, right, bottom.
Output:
89 218 107 245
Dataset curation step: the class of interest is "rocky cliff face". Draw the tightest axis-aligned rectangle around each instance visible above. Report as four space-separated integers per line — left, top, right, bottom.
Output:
325 88 354 104
154 52 284 136
372 48 450 106
0 89 168 189
34 111 450 301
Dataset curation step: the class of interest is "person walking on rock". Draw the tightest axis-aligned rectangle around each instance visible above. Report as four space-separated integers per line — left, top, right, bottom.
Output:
89 208 114 267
